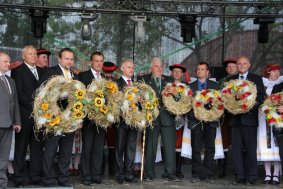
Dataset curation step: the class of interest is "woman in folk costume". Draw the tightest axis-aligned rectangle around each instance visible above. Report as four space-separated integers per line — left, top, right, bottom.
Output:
257 64 282 185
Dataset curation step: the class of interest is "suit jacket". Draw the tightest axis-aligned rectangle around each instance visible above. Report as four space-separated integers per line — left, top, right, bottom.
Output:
271 82 283 137
137 74 175 127
11 63 45 122
0 75 21 128
187 79 220 129
40 65 78 84
78 69 105 126
226 73 266 127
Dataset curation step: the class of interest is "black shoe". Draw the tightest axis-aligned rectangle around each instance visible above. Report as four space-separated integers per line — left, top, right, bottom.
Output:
125 175 139 183
116 175 124 184
143 176 153 182
233 178 246 185
92 176 102 184
82 180 93 186
206 178 215 184
247 180 256 185
14 182 24 188
30 180 41 185
58 182 72 187
272 176 280 185
263 175 272 184
176 172 184 178
191 177 201 183
166 175 181 182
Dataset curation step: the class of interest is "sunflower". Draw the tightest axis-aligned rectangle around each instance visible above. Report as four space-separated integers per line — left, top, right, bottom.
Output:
73 101 84 111
41 102 49 111
94 97 103 107
127 93 134 101
146 113 153 122
95 90 104 98
73 111 85 119
49 120 56 126
100 105 108 114
145 101 153 110
75 89 86 100
132 87 138 93
44 113 52 119
107 82 118 94
153 98 158 107
54 116 60 124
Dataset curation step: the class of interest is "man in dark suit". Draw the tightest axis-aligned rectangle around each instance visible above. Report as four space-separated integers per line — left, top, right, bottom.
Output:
227 56 265 185
188 62 219 183
138 58 179 182
11 45 45 187
79 51 106 185
115 59 138 184
39 48 80 187
0 52 21 189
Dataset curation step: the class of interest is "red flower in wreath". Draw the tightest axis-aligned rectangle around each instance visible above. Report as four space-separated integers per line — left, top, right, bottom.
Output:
218 104 224 110
242 104 248 110
195 101 202 107
188 90 193 96
268 117 276 123
264 109 269 114
240 82 248 87
201 89 209 96
270 94 281 102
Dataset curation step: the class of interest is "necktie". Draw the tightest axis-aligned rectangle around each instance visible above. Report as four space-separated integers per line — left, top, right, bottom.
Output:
31 67 39 80
96 72 100 79
240 75 244 79
0 75 10 94
127 79 132 85
155 77 161 92
63 69 71 80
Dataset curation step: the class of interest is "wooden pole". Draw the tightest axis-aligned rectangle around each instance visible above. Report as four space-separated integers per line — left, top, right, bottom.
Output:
140 128 146 182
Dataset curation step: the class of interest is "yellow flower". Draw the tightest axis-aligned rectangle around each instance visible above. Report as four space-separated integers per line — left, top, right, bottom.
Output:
132 87 138 93
177 86 184 93
153 99 158 107
276 118 282 123
145 101 153 110
132 106 137 113
127 93 134 101
204 95 209 101
233 86 239 91
267 114 273 119
44 113 52 119
107 82 117 94
75 89 85 100
73 102 83 111
41 103 49 111
214 91 219 98
49 120 56 126
268 106 273 110
95 90 104 98
130 102 136 108
228 84 233 89
54 116 60 124
73 111 85 119
146 113 153 122
100 106 108 114
94 97 103 107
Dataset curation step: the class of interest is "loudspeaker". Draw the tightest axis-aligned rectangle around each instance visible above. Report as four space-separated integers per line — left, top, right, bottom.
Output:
258 23 269 43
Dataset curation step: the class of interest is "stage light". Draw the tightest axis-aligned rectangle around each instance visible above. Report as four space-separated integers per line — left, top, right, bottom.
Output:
179 15 197 43
130 15 147 42
81 13 98 41
254 17 274 43
30 9 49 38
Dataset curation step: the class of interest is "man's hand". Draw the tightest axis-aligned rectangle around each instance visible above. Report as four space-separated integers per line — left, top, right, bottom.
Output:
13 125 21 133
165 85 178 96
77 123 83 129
277 105 283 114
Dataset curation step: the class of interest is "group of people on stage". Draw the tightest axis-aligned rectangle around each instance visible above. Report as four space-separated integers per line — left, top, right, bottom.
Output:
0 44 283 188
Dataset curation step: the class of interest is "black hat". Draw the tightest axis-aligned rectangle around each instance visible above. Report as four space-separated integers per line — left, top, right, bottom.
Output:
169 64 186 73
223 58 236 68
102 61 117 72
37 48 51 56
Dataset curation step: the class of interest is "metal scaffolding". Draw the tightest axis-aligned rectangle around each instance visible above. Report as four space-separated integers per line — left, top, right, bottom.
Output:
0 0 282 18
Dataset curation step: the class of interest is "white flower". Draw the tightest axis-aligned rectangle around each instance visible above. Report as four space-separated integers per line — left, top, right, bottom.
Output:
144 93 149 100
60 91 69 98
107 114 115 122
139 120 146 127
38 117 47 125
88 85 97 92
121 100 129 113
